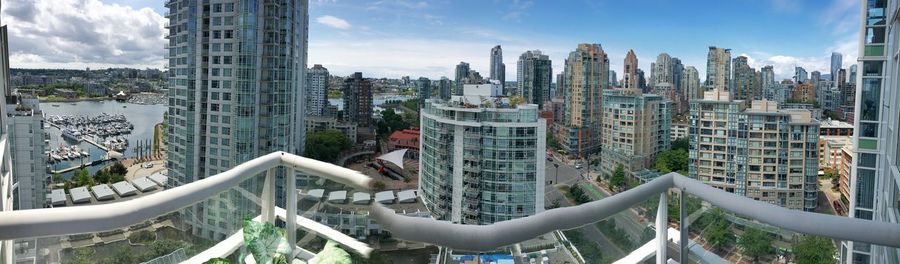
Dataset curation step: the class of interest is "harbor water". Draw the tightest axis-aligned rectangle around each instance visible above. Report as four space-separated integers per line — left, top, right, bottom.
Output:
41 100 166 178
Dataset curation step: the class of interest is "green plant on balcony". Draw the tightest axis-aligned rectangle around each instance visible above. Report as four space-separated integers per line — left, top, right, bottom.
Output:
205 220 352 264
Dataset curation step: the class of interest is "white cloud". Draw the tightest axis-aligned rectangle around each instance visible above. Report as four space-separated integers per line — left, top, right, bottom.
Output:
316 15 352 30
1 0 166 69
742 35 858 81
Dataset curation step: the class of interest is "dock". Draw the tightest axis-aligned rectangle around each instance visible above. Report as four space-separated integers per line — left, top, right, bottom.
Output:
50 157 114 174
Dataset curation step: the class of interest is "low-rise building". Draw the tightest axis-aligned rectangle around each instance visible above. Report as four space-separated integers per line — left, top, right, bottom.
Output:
839 145 853 203
306 116 358 143
388 129 419 159
55 88 77 98
819 136 851 170
819 118 853 136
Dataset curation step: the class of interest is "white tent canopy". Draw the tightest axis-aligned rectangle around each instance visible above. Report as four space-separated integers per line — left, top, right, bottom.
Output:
91 184 115 201
70 187 92 204
49 189 66 206
376 149 408 169
374 191 395 204
352 192 371 205
132 177 158 192
397 190 417 203
303 189 325 201
327 190 347 204
112 181 138 196
148 173 168 186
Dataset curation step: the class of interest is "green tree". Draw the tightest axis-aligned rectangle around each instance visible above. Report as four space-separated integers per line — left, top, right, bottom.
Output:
304 130 352 162
109 162 128 176
52 173 65 184
654 149 689 174
702 209 735 252
738 227 774 262
609 164 626 190
547 134 559 150
671 137 689 151
375 108 411 137
72 169 94 187
793 235 836 264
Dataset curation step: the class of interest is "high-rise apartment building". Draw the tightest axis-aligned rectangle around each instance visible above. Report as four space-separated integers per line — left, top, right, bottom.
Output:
6 96 46 210
454 62 470 96
689 90 818 211
832 52 843 82
792 82 816 103
516 50 552 108
637 69 648 93
0 25 15 264
682 66 701 101
843 0 900 262
438 77 451 100
650 53 674 87
307 64 329 116
623 49 639 90
560 43 608 157
555 73 565 99
490 45 506 93
795 66 809 83
600 89 671 179
731 56 758 101
609 70 618 87
705 46 731 91
417 77 431 107
165 0 308 240
419 84 545 224
672 57 684 94
343 72 373 128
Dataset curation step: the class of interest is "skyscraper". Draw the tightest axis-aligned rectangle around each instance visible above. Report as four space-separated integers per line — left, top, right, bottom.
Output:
681 66 701 101
831 52 843 82
600 89 671 179
689 91 818 211
490 45 506 92
417 77 431 107
438 77 451 100
419 84 545 224
731 56 758 101
166 0 308 240
555 73 565 99
623 49 639 90
454 62 470 96
672 57 684 95
561 43 608 157
0 25 15 264
609 70 618 87
516 50 552 108
795 67 809 83
705 46 731 91
6 95 46 210
849 64 858 84
844 0 900 262
307 64 329 116
343 72 373 129
650 53 674 86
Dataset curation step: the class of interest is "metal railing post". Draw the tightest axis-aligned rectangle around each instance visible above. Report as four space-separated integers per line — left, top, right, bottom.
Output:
286 168 298 258
679 188 688 264
261 168 275 223
657 192 667 264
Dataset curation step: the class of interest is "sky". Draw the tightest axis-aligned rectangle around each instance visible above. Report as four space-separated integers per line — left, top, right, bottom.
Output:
0 0 861 81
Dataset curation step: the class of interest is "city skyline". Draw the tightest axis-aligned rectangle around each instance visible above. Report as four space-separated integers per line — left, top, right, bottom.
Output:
0 0 860 81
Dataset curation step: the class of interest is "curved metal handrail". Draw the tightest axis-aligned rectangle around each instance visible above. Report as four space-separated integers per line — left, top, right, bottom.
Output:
0 151 373 240
372 173 900 252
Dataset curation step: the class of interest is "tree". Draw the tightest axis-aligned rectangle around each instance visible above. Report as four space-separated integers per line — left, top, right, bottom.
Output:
375 108 411 137
373 181 386 191
671 137 689 151
109 162 128 176
609 164 626 190
654 149 689 174
702 209 735 252
72 169 94 187
738 227 774 262
793 235 836 264
546 134 559 150
304 130 351 163
52 173 65 184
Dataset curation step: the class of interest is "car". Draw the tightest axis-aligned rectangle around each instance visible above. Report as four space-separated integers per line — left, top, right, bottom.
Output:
141 163 154 169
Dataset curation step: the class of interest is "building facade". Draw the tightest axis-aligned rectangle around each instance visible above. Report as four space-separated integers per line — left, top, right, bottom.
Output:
832 52 843 82
844 0 900 262
490 45 506 93
307 64 328 116
165 0 308 240
623 49 639 90
689 91 818 211
705 46 731 91
731 56 758 101
417 77 431 107
306 116 358 143
516 50 552 108
681 66 701 101
599 89 671 179
560 43 608 157
6 96 46 210
795 66 809 84
343 72 373 128
419 90 545 224
454 62 470 96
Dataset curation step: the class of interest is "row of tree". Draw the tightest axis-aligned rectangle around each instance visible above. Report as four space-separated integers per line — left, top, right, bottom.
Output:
698 209 836 263
53 162 129 191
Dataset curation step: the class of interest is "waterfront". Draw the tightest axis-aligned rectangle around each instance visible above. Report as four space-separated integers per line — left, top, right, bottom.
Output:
41 101 166 178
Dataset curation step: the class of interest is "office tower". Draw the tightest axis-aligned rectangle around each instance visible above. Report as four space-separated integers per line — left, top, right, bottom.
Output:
831 52 843 82
6 96 46 210
166 0 308 240
609 70 618 87
560 43 608 157
637 69 648 92
705 46 731 91
419 83 545 224
689 91 818 211
343 72 373 128
516 50 552 108
556 73 565 99
307 64 329 116
650 53 674 86
844 0 900 262
731 56 758 101
672 57 684 94
454 62 470 96
795 66 809 83
438 77 451 100
600 89 671 179
490 45 506 92
623 49 639 89
811 71 822 89
417 77 431 107
681 66 701 101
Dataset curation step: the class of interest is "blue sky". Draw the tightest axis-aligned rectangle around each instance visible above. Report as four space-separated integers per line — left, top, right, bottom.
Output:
5 0 860 82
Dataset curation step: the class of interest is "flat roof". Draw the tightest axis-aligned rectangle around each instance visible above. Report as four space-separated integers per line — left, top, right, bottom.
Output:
50 189 67 206
132 177 157 192
147 173 168 186
112 181 138 196
327 190 347 203
304 189 325 201
398 190 417 203
374 191 395 204
352 192 371 204
70 186 92 204
91 184 115 201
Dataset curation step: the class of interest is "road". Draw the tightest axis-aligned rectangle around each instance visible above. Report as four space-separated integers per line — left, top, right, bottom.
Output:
546 183 626 259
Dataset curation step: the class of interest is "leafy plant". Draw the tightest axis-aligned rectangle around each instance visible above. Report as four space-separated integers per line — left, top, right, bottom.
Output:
244 219 292 264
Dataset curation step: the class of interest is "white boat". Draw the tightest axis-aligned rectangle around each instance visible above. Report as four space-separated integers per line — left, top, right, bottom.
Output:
81 150 90 157
61 128 83 142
